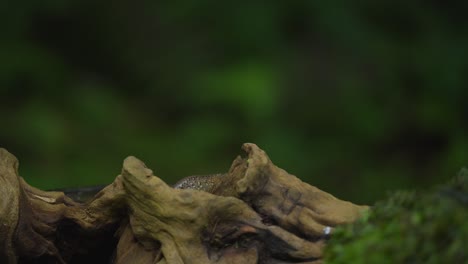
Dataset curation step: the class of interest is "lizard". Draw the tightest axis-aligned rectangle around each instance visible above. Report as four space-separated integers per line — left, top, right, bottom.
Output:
172 173 225 192
57 173 226 203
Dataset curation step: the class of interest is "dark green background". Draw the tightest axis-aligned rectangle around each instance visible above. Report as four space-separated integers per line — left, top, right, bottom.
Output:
1 2 467 204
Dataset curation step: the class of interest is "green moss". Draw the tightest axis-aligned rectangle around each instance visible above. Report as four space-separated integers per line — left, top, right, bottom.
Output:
324 169 468 263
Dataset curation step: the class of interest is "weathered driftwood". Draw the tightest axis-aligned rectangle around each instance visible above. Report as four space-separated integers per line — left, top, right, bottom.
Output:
0 143 368 264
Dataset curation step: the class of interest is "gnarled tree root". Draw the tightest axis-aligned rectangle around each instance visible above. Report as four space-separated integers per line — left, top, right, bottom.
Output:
0 144 368 264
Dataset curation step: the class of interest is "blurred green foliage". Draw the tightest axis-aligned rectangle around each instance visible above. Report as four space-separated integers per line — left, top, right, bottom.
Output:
1 2 467 203
325 169 468 263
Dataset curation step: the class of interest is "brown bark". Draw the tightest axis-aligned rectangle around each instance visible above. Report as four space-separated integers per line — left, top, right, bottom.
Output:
0 143 368 264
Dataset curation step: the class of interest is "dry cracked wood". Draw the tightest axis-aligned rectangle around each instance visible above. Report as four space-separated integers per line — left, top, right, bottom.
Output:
0 144 368 263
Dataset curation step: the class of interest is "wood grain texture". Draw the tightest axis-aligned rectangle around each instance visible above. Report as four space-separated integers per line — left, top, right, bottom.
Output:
0 144 368 263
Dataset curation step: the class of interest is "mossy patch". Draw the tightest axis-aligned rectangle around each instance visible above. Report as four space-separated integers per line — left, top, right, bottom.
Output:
324 169 468 264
